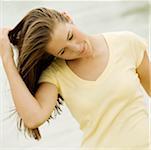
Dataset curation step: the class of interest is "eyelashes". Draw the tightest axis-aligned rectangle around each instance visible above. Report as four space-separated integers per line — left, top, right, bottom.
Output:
60 49 65 55
69 33 73 40
60 33 73 55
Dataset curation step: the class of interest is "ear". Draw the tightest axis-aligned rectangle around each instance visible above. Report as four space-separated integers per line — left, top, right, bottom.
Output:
61 11 74 24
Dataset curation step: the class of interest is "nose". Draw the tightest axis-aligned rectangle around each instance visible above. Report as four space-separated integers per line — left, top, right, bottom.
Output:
67 41 83 52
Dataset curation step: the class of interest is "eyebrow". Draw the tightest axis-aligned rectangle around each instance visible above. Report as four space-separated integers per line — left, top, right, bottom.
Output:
57 30 70 55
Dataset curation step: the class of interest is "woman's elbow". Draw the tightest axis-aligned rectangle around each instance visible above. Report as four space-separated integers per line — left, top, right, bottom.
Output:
24 115 45 129
25 120 43 129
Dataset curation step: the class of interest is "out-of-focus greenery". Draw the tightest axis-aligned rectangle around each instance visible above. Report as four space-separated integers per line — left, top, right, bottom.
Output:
121 3 150 16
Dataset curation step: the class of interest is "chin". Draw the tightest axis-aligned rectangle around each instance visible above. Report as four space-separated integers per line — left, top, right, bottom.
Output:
65 57 76 60
64 55 82 60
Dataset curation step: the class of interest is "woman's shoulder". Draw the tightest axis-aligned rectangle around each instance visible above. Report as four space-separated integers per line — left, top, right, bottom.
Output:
102 31 146 45
102 30 137 38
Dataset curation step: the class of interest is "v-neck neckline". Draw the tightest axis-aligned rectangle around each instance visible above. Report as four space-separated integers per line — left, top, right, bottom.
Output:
63 33 112 85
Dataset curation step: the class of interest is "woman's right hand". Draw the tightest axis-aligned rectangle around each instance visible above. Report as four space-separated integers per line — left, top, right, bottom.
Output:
0 28 14 62
61 11 74 24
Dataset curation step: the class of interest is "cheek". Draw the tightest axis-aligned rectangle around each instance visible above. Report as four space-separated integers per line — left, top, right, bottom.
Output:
64 51 79 59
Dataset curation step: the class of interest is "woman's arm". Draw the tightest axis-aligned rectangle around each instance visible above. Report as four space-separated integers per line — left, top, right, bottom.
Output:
2 59 44 127
2 59 58 128
0 28 58 128
136 50 151 97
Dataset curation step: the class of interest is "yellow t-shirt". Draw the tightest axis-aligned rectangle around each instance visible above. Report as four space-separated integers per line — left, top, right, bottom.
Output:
38 31 150 149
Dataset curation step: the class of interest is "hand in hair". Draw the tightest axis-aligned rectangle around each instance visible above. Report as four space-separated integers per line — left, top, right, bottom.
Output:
61 11 74 24
0 27 14 62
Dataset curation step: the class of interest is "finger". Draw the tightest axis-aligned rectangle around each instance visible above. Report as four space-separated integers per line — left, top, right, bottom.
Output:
61 11 68 14
61 12 73 24
61 11 72 18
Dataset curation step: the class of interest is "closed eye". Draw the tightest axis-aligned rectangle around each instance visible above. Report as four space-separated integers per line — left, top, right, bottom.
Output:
58 32 73 56
69 33 73 40
60 49 65 55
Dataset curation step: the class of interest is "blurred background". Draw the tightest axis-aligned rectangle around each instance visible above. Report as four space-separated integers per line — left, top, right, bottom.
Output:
0 0 150 149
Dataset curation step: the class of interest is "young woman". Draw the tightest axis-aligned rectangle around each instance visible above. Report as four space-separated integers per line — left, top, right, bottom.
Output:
0 7 150 149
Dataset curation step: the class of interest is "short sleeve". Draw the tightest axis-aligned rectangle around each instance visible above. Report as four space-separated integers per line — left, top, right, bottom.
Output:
127 31 148 68
38 64 59 91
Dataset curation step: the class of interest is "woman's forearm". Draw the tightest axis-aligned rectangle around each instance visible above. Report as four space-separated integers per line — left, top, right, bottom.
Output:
2 58 42 128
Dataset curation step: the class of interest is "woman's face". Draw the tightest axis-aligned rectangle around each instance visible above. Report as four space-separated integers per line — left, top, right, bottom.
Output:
46 22 93 60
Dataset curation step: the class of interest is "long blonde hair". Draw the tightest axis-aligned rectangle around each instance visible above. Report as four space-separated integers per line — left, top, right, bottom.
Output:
8 7 68 140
